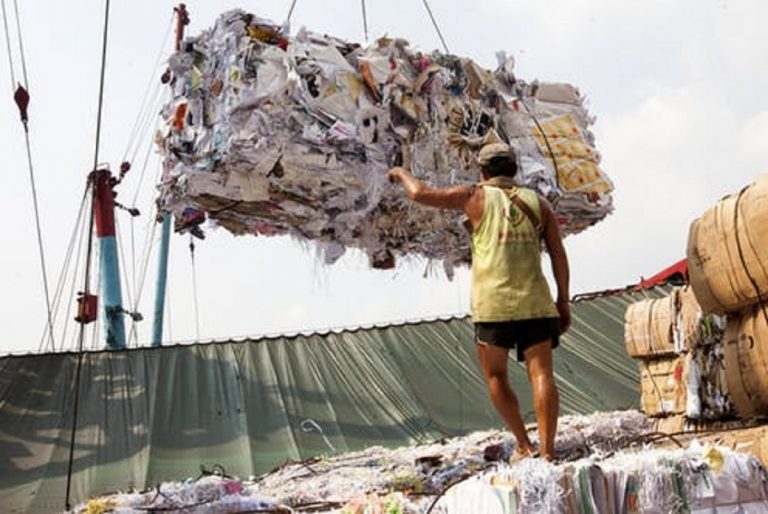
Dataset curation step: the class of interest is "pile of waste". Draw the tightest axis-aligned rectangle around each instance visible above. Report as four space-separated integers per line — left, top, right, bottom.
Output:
686 174 768 420
70 410 768 513
157 9 613 273
625 286 737 424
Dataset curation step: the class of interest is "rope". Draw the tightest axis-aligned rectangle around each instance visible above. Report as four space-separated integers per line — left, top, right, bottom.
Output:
2 0 56 351
10 0 26 86
421 0 450 54
126 201 159 346
521 100 562 192
1 0 15 87
22 123 56 351
35 184 89 352
360 0 369 43
122 13 173 162
91 0 111 171
66 0 111 508
190 236 201 340
284 0 298 27
59 194 90 351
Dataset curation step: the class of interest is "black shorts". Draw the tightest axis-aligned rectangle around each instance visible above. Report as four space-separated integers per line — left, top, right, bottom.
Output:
474 317 560 362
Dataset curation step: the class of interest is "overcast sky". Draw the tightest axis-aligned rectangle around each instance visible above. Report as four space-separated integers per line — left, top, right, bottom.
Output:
1 0 766 354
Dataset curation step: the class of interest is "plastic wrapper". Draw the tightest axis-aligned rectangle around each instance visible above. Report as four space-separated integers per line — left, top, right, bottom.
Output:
156 9 614 272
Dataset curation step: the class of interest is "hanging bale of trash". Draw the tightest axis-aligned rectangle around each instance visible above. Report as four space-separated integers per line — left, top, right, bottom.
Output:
156 9 614 273
688 174 768 314
723 303 768 418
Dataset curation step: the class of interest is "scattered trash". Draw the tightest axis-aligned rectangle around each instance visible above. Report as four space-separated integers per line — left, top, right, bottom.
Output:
156 9 613 274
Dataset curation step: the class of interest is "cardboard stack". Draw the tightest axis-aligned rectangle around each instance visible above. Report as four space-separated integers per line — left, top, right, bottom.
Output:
625 287 734 425
625 289 690 420
688 174 768 420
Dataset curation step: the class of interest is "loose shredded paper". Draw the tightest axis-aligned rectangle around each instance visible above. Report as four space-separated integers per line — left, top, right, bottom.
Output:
156 9 614 273
70 410 768 513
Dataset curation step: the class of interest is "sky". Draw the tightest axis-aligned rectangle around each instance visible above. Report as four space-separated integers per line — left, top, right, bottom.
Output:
1 0 766 354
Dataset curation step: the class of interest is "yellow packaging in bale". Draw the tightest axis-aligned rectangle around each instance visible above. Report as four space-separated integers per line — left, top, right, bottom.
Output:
530 114 613 195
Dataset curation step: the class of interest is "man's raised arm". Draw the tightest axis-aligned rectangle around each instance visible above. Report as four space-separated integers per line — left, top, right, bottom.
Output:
388 167 474 211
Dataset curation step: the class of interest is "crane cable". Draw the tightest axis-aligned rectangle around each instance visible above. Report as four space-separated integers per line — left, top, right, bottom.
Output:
66 0 112 509
284 0 298 27
360 0 369 42
36 184 89 353
2 0 56 351
422 0 450 54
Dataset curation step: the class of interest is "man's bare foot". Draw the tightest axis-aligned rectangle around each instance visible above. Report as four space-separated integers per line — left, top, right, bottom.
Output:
508 446 540 464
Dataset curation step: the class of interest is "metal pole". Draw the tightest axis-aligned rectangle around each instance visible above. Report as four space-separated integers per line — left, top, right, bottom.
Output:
93 169 126 349
152 214 171 346
152 3 188 346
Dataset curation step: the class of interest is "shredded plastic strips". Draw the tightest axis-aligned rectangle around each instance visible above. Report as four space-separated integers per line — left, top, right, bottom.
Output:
156 9 613 273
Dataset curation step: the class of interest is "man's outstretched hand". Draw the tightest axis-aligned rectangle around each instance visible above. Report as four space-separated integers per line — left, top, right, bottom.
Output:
388 167 408 184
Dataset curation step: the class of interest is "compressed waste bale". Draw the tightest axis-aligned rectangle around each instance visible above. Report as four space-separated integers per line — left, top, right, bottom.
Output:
156 9 614 273
715 426 768 469
639 355 688 416
688 174 768 314
686 333 735 421
723 304 768 418
674 285 701 351
650 414 686 434
625 287 702 359
625 295 676 358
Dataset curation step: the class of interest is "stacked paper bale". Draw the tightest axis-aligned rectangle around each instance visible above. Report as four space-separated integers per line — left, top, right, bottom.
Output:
688 174 768 420
625 287 734 423
625 289 689 419
156 9 614 273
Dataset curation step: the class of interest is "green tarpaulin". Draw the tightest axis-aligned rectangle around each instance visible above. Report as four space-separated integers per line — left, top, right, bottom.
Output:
0 286 672 512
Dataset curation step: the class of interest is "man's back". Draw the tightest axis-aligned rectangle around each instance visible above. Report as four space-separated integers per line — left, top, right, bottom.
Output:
470 183 557 322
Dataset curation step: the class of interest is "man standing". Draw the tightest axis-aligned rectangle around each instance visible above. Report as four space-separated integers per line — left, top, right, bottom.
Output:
387 142 570 461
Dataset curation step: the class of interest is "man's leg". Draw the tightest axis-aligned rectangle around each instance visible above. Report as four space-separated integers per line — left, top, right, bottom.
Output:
523 340 559 460
475 342 535 454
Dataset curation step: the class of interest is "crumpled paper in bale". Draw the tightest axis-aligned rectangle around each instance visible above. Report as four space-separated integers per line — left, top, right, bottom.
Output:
71 412 768 513
440 443 768 513
156 9 613 273
685 313 736 421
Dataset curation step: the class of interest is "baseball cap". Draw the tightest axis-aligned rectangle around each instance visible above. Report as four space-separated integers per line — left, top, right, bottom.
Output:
477 142 515 166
